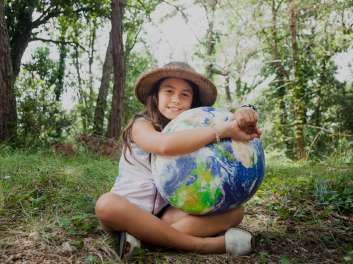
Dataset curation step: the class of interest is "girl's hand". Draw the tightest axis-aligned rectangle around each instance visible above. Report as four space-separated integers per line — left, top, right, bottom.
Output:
217 120 261 142
233 107 258 131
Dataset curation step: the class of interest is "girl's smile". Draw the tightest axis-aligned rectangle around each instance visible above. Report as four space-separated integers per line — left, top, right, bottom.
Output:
158 78 194 120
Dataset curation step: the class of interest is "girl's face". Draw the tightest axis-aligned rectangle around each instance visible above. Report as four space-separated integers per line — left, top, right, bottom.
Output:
157 78 194 120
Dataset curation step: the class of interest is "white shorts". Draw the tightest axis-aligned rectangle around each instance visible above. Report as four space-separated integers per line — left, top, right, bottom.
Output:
111 180 168 215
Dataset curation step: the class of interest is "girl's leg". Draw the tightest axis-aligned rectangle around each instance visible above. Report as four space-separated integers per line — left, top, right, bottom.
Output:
161 206 244 237
95 192 225 253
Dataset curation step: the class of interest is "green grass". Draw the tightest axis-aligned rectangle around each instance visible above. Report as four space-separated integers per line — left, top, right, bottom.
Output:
259 151 353 218
0 150 117 241
0 148 352 263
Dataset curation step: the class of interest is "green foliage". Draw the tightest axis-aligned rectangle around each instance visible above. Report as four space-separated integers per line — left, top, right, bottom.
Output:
314 176 353 214
64 0 160 135
122 51 157 126
344 250 353 263
124 0 161 53
5 0 110 29
7 0 353 157
121 0 161 127
256 0 353 158
16 47 74 147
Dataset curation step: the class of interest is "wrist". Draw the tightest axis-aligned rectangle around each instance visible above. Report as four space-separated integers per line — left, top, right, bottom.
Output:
216 122 233 139
213 127 221 142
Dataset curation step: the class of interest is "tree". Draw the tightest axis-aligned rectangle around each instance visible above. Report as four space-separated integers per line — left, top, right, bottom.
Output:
3 0 108 141
93 33 113 136
269 0 291 153
16 47 73 146
288 0 305 159
199 0 219 80
258 0 353 157
107 0 125 139
93 0 161 136
5 0 106 84
0 0 15 142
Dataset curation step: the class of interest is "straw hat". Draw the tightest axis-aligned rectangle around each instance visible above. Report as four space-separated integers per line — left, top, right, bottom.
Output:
135 62 217 106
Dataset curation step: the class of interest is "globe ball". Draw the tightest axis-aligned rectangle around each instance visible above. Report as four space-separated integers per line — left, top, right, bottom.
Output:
152 107 265 215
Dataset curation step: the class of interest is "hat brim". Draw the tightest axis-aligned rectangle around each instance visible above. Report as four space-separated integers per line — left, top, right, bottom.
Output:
135 68 217 106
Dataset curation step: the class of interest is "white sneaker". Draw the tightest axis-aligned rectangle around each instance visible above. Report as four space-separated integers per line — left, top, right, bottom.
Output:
225 228 253 256
114 231 141 258
125 233 141 257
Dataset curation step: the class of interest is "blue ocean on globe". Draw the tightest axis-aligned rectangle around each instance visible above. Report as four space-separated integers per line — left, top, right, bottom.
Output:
152 107 265 215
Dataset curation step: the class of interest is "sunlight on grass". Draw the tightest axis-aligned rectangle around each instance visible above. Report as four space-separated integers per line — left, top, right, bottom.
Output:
0 149 352 263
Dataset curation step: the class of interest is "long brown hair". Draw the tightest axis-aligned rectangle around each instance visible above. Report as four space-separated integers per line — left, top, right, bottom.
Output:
122 78 201 163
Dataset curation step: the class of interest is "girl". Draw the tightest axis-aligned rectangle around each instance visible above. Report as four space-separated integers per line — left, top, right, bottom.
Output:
95 62 261 258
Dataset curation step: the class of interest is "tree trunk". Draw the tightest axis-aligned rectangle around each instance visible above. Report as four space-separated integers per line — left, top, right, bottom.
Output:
74 45 83 91
289 0 305 159
88 18 97 104
235 77 242 99
107 0 124 139
271 0 292 154
93 33 113 136
73 33 89 132
74 44 89 131
204 1 217 80
224 73 232 103
9 5 33 86
53 27 67 139
55 29 67 102
0 0 15 141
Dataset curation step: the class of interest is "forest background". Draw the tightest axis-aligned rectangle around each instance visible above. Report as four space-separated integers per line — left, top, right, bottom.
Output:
0 0 352 263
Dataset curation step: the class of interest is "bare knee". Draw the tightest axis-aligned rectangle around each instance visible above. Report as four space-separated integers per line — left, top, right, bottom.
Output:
95 192 126 223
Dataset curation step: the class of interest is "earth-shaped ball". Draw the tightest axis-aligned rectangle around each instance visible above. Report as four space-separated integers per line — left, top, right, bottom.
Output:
152 107 265 215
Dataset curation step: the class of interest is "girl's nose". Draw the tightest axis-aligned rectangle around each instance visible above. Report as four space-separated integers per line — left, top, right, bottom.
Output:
171 94 180 103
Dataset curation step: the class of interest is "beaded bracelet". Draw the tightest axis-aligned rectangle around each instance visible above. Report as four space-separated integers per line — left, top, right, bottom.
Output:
241 104 257 112
214 128 221 142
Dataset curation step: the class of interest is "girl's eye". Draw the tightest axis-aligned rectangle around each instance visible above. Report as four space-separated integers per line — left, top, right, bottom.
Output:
182 93 191 97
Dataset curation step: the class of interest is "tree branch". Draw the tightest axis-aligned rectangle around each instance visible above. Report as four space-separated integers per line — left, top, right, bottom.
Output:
211 68 228 76
305 125 353 138
30 37 87 52
32 7 61 28
32 7 91 28
161 0 189 23
125 24 143 56
275 0 285 13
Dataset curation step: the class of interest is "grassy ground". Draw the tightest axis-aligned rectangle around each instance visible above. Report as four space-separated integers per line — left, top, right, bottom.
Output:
0 147 352 263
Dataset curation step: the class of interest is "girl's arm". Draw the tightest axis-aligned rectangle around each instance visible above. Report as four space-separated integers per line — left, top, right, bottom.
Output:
132 118 259 156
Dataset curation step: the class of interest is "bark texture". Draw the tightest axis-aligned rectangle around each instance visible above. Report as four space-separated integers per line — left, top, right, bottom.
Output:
0 0 15 141
271 0 291 153
289 0 305 159
107 0 124 139
93 33 113 136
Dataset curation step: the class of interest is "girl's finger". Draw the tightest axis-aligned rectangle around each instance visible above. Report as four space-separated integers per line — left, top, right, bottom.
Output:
243 110 252 124
236 116 245 129
251 111 257 123
255 127 262 136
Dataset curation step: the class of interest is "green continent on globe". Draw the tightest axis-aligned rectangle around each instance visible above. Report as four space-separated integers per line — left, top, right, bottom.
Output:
169 162 223 214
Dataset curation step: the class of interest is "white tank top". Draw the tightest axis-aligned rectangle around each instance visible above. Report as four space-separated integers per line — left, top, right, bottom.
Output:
111 143 168 215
